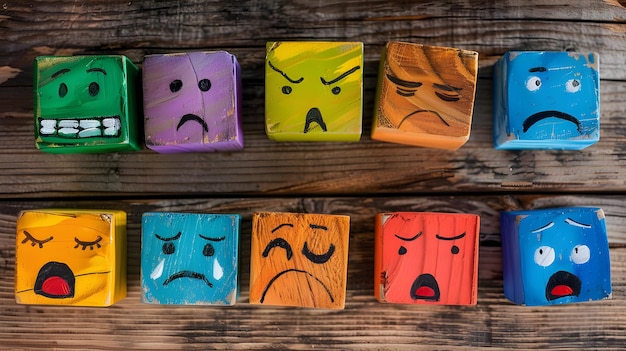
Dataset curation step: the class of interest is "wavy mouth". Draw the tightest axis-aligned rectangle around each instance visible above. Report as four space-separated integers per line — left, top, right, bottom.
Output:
410 273 441 301
522 110 581 133
260 269 334 304
163 270 213 287
546 270 581 301
39 116 121 138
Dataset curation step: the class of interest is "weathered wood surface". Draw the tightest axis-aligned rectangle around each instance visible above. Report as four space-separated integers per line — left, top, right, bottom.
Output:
1 0 626 350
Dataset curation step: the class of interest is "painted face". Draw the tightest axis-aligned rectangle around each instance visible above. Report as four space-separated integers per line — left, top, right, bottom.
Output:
142 51 244 153
494 51 600 150
375 212 480 305
373 42 478 150
501 207 611 306
265 42 363 142
141 212 240 305
15 210 127 306
249 212 350 309
34 55 141 153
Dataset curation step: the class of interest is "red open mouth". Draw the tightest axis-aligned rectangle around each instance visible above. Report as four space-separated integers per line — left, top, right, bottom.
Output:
410 273 441 301
34 262 75 299
546 270 581 301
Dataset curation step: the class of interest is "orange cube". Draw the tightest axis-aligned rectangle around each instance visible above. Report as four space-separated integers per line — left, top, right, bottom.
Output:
249 212 350 309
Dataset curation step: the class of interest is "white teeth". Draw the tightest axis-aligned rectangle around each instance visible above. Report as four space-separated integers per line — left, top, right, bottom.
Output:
38 117 121 138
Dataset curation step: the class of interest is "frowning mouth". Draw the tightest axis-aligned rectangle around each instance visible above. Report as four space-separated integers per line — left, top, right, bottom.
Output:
177 114 209 133
523 110 581 133
163 270 213 287
39 116 121 138
398 110 450 128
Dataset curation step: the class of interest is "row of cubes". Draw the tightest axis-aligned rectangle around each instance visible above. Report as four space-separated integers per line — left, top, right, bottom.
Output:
15 207 611 308
34 42 601 153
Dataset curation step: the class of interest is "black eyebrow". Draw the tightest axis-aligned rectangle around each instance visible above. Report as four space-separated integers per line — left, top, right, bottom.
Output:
321 65 361 85
271 223 294 233
394 231 423 242
309 224 328 230
529 67 547 72
155 232 182 241
531 222 555 233
433 83 462 92
51 68 70 79
199 234 226 241
87 67 107 75
565 218 592 229
436 232 466 241
386 73 422 88
268 61 303 84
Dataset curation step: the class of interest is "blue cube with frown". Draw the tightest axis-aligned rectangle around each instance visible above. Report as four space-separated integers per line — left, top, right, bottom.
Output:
501 207 611 306
493 51 600 150
141 212 240 305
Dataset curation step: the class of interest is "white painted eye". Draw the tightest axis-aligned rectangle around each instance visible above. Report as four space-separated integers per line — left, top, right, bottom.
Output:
565 79 581 93
534 246 555 267
526 76 542 91
570 244 590 264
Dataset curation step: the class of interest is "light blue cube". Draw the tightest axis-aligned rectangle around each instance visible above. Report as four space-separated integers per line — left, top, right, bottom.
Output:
141 212 240 305
501 207 611 306
493 51 600 150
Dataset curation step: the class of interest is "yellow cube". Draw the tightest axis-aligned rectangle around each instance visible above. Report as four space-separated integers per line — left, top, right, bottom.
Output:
372 42 478 150
15 209 127 306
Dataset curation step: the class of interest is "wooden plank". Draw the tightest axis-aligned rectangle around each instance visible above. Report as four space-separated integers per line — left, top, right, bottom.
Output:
1 195 625 349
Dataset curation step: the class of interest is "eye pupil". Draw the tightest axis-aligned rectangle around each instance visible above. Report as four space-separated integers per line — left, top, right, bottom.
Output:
89 82 99 96
572 80 580 87
451 245 460 254
170 79 183 93
398 246 407 255
535 80 541 87
332 86 341 95
198 79 211 92
539 249 543 255
203 243 215 257
282 86 292 94
59 83 68 97
162 242 175 255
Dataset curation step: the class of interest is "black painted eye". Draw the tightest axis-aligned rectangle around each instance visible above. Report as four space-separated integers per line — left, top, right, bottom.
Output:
203 243 215 257
162 242 175 255
198 79 211 92
282 86 292 95
59 83 68 98
332 86 341 95
398 246 407 255
451 245 460 254
170 79 183 93
88 82 99 96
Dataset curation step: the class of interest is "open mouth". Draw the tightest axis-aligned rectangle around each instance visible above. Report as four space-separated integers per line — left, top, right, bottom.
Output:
39 116 121 138
546 270 582 301
303 107 328 133
410 273 441 301
34 261 75 299
522 110 581 133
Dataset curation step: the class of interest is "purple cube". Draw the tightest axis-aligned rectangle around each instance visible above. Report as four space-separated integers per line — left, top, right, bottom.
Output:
142 51 243 153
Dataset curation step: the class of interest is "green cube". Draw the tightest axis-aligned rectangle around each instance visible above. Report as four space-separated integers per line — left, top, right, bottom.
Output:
34 55 141 153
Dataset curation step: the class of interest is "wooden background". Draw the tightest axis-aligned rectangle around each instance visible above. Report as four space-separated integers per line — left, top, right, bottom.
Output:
1 1 626 349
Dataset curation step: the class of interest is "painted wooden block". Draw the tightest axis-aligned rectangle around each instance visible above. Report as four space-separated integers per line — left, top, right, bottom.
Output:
249 212 350 309
143 51 244 153
265 42 363 142
372 42 479 150
15 209 127 306
501 207 611 306
34 55 141 153
374 212 480 305
493 51 600 150
141 212 240 305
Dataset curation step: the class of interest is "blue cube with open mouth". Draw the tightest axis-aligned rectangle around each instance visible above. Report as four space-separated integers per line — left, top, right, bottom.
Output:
500 207 611 306
493 51 600 150
141 212 240 305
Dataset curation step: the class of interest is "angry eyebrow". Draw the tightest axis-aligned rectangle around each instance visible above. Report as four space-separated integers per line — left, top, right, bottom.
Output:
271 223 294 233
309 224 328 230
268 61 303 84
87 67 107 75
51 68 70 79
531 222 555 233
436 232 466 241
394 231 423 242
321 65 361 85
565 218 592 229
529 67 547 73
199 234 226 241
155 232 182 241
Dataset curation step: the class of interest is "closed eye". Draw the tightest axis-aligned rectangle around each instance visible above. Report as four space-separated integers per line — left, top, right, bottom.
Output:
74 236 103 250
302 242 335 264
21 230 53 248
